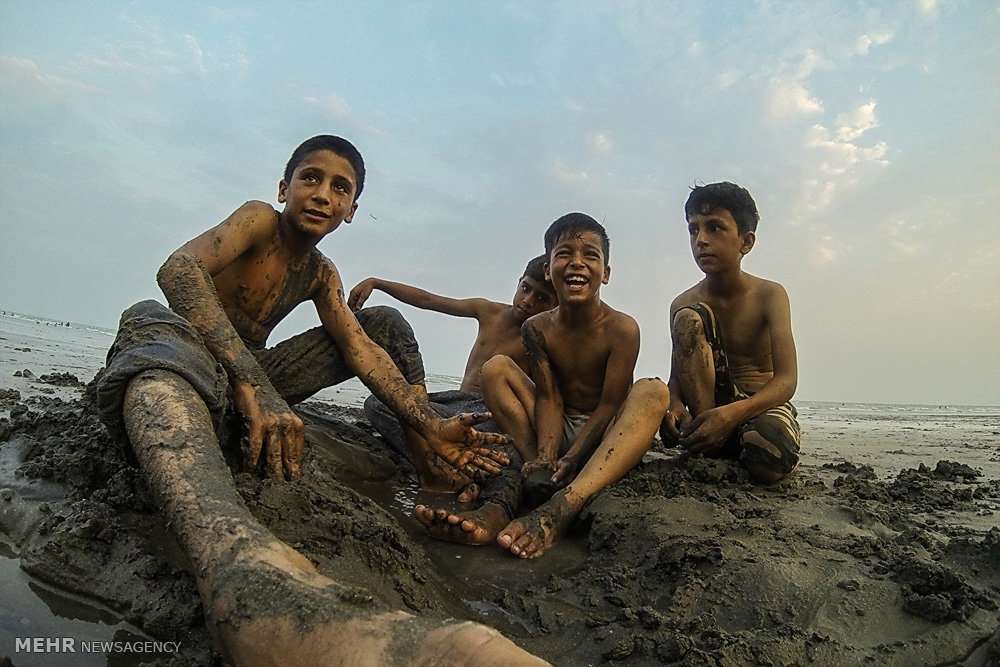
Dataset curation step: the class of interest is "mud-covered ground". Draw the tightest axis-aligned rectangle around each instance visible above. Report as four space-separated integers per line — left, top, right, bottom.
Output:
1 377 998 666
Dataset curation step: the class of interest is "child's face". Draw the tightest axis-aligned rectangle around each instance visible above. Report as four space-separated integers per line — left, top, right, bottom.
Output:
277 149 359 238
511 275 556 322
545 230 610 304
686 208 754 274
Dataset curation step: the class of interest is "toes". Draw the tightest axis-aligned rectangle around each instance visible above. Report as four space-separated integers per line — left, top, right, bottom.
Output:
434 508 449 521
497 521 525 550
414 505 434 527
446 513 463 526
512 533 535 558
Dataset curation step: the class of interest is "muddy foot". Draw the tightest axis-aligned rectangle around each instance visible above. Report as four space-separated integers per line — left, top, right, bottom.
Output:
414 501 510 545
497 490 580 559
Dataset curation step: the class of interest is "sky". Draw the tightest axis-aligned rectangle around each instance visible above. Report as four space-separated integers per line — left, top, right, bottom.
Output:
1 1 998 405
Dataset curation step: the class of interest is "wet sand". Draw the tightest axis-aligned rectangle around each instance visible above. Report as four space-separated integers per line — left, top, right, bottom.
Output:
1 321 999 665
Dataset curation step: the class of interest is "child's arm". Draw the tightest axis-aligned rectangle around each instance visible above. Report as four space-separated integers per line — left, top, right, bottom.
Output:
348 278 490 319
552 316 640 484
157 201 305 479
314 260 510 477
521 318 564 471
683 285 797 453
661 299 692 442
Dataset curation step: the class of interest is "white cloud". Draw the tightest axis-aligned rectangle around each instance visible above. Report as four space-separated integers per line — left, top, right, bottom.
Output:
553 159 589 184
717 70 740 90
917 0 939 15
304 93 352 119
0 56 98 95
855 30 894 55
766 79 824 119
588 132 614 154
183 34 206 76
688 41 703 57
834 101 879 141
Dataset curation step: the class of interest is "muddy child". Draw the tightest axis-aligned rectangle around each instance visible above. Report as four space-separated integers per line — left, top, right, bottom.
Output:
94 135 542 664
662 182 800 483
416 213 670 558
349 256 557 499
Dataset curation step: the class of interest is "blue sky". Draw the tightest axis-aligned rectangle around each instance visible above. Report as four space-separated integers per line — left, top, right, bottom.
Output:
1 1 998 404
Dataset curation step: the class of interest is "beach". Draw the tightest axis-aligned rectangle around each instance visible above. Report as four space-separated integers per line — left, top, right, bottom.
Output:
1 311 998 666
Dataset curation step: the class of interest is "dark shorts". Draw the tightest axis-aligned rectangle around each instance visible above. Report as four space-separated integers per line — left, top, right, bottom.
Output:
96 299 425 444
677 302 801 476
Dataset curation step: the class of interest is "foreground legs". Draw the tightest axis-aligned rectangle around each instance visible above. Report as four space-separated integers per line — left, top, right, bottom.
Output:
123 369 546 666
497 378 669 559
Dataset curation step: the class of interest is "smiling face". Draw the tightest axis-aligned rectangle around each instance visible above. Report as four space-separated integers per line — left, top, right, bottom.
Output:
511 275 556 322
277 149 359 238
687 207 755 274
545 230 610 304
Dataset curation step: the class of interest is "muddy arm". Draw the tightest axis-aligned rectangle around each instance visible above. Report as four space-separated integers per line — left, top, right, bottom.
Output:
349 277 491 319
522 319 563 464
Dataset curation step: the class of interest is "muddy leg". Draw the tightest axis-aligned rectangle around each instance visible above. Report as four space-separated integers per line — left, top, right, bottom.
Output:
480 355 537 461
498 379 669 559
123 369 546 666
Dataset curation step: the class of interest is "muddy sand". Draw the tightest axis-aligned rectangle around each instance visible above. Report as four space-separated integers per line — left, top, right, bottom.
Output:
1 378 999 666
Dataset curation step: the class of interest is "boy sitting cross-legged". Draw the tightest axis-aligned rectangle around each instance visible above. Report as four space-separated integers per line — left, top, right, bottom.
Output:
415 213 670 558
662 182 800 483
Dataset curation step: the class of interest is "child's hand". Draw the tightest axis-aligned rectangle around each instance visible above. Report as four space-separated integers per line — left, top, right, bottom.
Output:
679 405 739 455
232 382 305 480
551 455 580 486
659 403 692 446
426 412 511 478
521 458 556 478
347 278 379 311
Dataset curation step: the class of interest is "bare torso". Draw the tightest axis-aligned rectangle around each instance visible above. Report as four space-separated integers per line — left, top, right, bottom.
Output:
672 273 780 394
208 210 322 349
460 305 531 392
532 302 627 413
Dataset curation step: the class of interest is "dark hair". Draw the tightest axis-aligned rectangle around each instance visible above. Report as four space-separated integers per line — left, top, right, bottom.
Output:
284 135 366 200
685 182 759 233
543 213 610 266
522 254 550 285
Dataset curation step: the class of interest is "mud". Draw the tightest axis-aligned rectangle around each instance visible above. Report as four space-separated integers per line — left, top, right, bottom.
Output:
1 387 999 666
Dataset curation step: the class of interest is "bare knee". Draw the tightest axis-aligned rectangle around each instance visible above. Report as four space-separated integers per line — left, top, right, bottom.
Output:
481 355 517 386
630 377 670 409
672 309 707 352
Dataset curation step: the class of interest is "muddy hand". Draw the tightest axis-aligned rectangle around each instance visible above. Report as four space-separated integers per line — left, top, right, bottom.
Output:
347 278 377 312
233 382 305 480
429 412 511 478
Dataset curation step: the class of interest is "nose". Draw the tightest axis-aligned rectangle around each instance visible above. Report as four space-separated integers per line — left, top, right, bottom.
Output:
312 184 332 204
694 229 709 247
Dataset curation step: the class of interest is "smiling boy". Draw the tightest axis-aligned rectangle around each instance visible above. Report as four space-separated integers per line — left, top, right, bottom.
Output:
662 182 800 482
415 213 669 558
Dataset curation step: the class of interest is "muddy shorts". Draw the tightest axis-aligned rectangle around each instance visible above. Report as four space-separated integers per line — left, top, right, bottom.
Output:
562 410 592 454
96 299 425 444
676 302 801 476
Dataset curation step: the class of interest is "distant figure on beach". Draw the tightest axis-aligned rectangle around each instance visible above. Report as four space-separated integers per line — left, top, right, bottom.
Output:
415 213 670 558
349 256 556 500
94 135 543 665
662 182 800 483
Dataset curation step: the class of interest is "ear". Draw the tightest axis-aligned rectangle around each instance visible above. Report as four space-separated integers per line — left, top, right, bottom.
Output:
277 180 288 204
544 262 551 282
344 201 359 224
740 231 756 255
602 264 611 285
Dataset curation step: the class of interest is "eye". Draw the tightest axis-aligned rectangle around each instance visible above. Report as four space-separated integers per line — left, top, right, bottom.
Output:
302 173 320 183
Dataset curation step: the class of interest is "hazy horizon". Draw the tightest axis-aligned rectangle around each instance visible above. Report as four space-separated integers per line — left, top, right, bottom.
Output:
1 1 997 406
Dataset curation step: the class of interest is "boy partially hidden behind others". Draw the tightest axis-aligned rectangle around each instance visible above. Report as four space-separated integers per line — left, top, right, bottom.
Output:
662 182 801 483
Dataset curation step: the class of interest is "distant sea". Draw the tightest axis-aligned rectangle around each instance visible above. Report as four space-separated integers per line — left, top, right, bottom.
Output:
2 310 998 477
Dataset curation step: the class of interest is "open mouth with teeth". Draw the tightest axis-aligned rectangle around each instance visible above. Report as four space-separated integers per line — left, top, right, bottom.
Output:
563 275 590 292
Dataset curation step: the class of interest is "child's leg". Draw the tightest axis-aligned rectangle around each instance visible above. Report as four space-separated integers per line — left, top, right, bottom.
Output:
480 355 537 462
123 369 545 666
497 378 669 559
671 307 717 417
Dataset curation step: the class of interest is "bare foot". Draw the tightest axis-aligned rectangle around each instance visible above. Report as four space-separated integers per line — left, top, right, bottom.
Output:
496 489 581 559
414 501 510 545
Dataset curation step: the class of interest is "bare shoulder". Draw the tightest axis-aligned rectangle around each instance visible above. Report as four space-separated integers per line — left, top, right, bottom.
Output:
311 252 347 300
225 200 279 236
603 304 639 338
472 298 509 321
668 282 706 316
747 273 790 303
